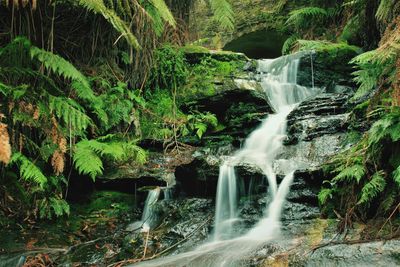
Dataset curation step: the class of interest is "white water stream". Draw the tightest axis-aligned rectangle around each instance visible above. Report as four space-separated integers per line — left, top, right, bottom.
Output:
133 52 319 266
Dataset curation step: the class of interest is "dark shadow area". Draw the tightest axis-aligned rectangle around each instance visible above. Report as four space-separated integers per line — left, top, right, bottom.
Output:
223 30 288 59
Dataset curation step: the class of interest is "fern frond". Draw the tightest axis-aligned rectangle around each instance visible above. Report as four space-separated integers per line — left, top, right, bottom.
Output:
49 96 92 133
148 0 176 27
73 0 140 49
393 166 400 188
286 7 329 30
333 164 365 183
368 108 400 146
375 0 395 23
30 46 96 101
282 35 300 55
73 140 104 180
49 197 70 217
357 171 386 205
318 188 334 205
209 0 235 31
73 138 143 180
10 152 47 188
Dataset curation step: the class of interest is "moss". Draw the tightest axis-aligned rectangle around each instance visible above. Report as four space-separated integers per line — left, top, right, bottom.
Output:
84 191 135 213
180 45 210 53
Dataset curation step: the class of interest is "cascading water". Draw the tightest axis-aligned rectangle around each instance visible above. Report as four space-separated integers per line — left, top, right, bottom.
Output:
141 187 161 231
132 52 319 267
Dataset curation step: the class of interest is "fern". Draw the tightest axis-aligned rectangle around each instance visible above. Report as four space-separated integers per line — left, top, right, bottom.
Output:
49 96 92 133
357 171 386 205
73 138 146 180
282 35 300 55
38 197 70 219
332 164 365 183
30 46 92 97
375 0 395 23
10 152 47 188
286 7 329 30
187 112 218 139
73 140 104 180
148 0 176 28
72 0 141 49
318 188 333 205
350 47 397 100
393 166 400 188
368 112 400 147
209 0 235 31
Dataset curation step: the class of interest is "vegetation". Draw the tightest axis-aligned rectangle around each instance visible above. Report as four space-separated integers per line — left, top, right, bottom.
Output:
0 0 399 262
0 1 233 220
318 17 400 224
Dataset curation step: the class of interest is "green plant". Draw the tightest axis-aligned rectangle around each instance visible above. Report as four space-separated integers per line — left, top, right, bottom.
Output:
0 37 147 220
210 0 235 31
286 7 331 31
187 112 218 139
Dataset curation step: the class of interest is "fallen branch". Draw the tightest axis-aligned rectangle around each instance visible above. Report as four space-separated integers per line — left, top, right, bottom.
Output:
108 215 213 267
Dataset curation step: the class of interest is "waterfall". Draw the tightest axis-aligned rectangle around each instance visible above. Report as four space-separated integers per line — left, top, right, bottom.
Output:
141 187 161 231
213 53 317 241
132 52 319 267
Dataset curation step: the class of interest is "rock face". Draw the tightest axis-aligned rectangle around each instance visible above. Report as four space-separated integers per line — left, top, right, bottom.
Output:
280 92 354 172
188 0 301 49
297 47 360 90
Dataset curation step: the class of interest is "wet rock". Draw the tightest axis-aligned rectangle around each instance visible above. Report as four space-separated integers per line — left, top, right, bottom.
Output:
305 240 400 267
282 202 320 221
286 93 352 145
297 47 360 90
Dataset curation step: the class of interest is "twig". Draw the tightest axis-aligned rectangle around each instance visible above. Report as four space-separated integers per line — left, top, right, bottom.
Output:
142 230 150 259
378 202 400 234
310 235 400 253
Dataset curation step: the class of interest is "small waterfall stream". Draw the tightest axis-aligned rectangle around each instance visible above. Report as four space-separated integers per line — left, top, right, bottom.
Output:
141 187 161 231
132 52 319 267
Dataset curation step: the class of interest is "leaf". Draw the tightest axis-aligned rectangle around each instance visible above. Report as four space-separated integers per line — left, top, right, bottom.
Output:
357 171 386 205
333 164 365 184
209 0 235 31
10 152 47 188
318 188 333 205
393 166 400 188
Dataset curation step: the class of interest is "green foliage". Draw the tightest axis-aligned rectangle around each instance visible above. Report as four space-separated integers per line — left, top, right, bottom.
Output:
0 36 149 220
39 197 71 219
296 40 362 54
72 0 141 49
286 7 330 31
30 46 92 99
148 0 176 28
73 137 146 180
375 0 396 23
339 15 362 43
210 0 235 31
350 49 397 100
282 35 300 55
187 112 218 139
332 164 365 184
358 171 386 205
149 45 188 91
321 107 400 219
318 188 334 205
9 152 48 188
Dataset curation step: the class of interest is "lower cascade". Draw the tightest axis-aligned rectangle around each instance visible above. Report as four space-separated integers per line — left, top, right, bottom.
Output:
132 52 319 266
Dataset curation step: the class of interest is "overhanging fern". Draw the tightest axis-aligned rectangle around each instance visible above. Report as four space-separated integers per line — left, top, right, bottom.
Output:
10 152 47 188
210 0 235 31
